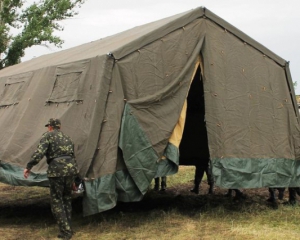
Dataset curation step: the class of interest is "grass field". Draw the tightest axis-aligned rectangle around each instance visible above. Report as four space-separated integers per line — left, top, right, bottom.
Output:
1 166 300 240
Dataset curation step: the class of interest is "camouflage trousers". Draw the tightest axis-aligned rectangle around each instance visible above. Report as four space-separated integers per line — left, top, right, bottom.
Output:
49 176 75 237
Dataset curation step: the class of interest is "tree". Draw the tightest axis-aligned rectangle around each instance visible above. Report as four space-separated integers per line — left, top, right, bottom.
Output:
0 0 85 69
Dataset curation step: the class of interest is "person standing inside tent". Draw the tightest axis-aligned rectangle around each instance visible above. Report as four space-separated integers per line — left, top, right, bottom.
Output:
267 187 285 203
23 118 78 240
284 187 300 205
190 160 214 195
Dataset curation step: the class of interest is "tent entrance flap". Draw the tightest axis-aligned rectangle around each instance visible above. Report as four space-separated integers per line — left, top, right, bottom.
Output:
179 65 209 166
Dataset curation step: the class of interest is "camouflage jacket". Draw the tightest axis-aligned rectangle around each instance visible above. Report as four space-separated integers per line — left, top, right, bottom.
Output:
26 129 78 177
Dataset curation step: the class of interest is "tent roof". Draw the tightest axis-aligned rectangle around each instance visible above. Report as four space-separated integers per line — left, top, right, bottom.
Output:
0 7 286 78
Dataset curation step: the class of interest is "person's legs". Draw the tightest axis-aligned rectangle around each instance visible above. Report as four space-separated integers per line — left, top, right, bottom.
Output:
161 177 167 191
287 188 297 205
190 164 205 194
49 177 73 239
267 188 276 202
233 189 245 200
205 166 214 194
277 188 285 200
225 189 233 197
63 176 75 233
154 178 159 191
295 187 300 196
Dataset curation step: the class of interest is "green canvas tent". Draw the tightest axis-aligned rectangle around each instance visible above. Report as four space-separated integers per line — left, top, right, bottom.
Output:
0 7 299 216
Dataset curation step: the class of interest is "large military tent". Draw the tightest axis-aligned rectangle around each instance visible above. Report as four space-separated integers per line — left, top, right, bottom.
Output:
0 7 300 216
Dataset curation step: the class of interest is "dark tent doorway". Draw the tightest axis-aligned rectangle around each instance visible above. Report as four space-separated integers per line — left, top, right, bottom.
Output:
179 65 210 166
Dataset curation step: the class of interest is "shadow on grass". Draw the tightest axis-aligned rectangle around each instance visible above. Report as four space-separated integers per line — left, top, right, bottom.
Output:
86 184 276 223
0 183 279 226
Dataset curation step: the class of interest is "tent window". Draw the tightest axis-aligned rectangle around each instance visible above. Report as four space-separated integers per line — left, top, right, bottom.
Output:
0 72 33 107
0 82 25 106
48 72 82 103
46 60 90 104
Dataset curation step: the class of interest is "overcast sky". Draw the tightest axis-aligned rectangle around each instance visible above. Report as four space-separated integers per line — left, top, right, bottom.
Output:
23 0 300 93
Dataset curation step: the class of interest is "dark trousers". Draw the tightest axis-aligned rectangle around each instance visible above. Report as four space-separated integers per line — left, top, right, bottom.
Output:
49 176 75 237
268 188 285 200
154 177 167 190
288 187 297 203
194 164 214 187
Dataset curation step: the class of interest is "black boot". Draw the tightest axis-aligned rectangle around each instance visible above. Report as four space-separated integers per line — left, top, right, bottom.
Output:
154 178 159 191
190 186 199 194
285 188 297 205
225 189 233 197
278 188 285 200
208 182 214 194
295 187 300 197
190 180 200 194
267 188 278 208
206 166 214 195
233 189 245 200
267 188 276 202
190 178 200 194
160 177 167 191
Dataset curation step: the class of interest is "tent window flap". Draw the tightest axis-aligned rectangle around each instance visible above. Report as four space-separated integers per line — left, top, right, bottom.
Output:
46 59 90 103
0 72 33 107
48 72 82 103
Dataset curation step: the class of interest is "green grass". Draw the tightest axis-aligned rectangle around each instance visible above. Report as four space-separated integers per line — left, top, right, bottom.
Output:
1 166 300 240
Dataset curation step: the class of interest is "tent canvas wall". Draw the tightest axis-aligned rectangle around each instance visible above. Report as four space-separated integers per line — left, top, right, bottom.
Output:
0 7 299 216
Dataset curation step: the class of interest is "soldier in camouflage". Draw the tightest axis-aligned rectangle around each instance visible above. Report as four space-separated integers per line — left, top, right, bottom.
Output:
24 118 78 240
